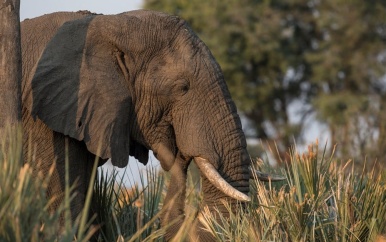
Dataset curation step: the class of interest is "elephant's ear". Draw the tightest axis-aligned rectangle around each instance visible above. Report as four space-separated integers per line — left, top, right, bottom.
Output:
27 15 148 167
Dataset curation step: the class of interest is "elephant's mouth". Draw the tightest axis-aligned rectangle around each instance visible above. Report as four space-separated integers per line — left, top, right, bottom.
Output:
194 157 251 202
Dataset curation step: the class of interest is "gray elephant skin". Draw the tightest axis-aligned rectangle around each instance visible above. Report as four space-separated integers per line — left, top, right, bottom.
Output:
21 10 251 241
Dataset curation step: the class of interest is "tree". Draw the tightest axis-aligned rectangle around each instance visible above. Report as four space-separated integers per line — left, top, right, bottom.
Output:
145 0 386 165
307 0 386 160
0 0 22 130
145 0 317 163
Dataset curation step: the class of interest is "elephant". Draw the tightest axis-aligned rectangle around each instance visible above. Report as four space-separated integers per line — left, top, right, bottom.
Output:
20 10 277 241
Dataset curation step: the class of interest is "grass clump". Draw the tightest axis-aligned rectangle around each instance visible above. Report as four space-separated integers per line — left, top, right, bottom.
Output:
92 166 165 241
0 127 59 242
0 127 97 242
1 127 385 241
200 142 386 242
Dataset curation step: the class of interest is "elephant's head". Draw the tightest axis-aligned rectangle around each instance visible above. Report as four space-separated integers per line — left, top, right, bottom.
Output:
27 10 252 241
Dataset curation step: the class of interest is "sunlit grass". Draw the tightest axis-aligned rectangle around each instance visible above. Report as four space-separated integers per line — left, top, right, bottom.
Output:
200 142 386 241
0 127 385 241
0 127 97 242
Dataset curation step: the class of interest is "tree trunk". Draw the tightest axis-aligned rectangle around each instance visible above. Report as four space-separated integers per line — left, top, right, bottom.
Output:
0 0 21 130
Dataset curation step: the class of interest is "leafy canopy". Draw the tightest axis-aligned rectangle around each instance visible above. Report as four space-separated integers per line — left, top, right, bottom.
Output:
145 0 386 164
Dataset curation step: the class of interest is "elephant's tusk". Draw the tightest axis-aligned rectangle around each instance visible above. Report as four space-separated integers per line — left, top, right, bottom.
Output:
194 157 251 202
250 168 286 182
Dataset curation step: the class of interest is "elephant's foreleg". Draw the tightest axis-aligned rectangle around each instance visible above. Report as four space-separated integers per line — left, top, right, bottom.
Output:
22 112 97 227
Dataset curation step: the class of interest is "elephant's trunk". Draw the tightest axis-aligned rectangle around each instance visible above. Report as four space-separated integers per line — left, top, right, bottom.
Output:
161 153 250 241
192 148 250 241
188 79 251 240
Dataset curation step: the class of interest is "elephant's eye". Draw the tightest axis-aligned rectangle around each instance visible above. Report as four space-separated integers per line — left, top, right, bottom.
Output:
173 79 190 96
180 83 190 94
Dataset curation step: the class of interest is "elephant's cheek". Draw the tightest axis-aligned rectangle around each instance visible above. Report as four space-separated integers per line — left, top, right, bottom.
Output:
152 142 176 171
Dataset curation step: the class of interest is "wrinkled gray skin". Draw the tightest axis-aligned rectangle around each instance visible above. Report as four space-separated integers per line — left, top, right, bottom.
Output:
21 10 250 241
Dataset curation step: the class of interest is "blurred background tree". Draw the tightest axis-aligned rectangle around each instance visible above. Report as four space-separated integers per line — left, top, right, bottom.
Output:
144 0 386 166
306 0 386 161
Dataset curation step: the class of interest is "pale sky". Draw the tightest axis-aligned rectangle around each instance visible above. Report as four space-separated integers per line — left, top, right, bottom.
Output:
20 0 143 20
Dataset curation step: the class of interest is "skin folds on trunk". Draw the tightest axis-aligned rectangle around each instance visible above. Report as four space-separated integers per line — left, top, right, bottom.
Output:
161 149 251 241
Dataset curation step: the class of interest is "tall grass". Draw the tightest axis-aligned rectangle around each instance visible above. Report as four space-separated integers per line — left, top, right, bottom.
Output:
201 142 386 241
0 127 96 242
0 128 385 241
92 166 165 241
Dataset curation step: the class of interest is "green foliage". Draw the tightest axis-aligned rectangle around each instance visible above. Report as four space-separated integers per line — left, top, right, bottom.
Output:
145 0 313 159
144 0 386 164
306 0 386 160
